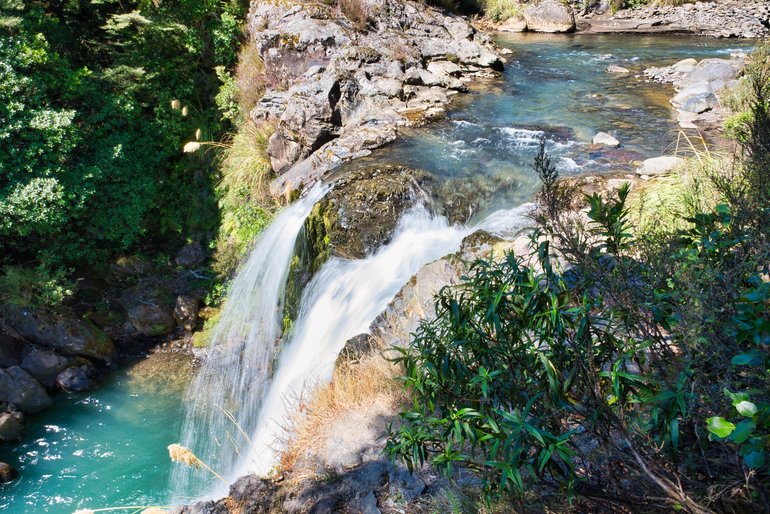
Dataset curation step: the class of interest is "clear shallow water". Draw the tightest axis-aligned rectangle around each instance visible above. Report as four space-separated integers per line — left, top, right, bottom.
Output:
0 34 755 513
359 33 755 219
0 354 192 513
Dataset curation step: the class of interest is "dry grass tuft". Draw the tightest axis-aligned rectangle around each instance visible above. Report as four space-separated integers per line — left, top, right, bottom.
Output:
338 0 369 30
280 349 405 473
235 41 268 115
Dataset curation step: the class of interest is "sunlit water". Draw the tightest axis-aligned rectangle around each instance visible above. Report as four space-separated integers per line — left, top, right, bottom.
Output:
0 354 192 513
1 34 755 513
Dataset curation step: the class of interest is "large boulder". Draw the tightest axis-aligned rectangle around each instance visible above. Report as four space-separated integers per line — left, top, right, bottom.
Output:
175 242 206 268
121 285 176 337
523 0 576 33
0 411 23 441
679 58 742 92
671 84 718 114
5 307 115 362
0 366 51 413
173 295 199 332
499 14 527 32
20 350 69 388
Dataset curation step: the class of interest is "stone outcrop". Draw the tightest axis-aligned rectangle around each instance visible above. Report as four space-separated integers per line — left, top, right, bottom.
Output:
578 0 770 38
246 0 503 196
0 366 51 414
636 156 685 177
523 0 576 33
121 285 177 337
4 306 115 362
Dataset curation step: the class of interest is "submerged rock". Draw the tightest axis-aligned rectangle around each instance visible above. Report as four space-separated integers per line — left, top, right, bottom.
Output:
524 0 576 33
0 366 51 414
592 132 620 147
0 462 18 484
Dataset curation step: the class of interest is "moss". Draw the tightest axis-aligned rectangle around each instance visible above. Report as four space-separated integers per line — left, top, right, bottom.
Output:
192 307 222 348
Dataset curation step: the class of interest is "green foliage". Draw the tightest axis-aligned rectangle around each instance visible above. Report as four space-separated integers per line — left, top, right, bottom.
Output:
0 264 74 308
389 59 770 508
0 0 250 269
481 0 520 22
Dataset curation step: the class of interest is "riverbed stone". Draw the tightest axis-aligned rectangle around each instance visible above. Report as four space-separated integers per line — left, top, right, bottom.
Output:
593 132 620 147
0 366 51 413
671 84 718 114
499 14 527 32
636 156 684 176
4 306 115 362
0 411 23 441
606 65 630 74
524 0 576 33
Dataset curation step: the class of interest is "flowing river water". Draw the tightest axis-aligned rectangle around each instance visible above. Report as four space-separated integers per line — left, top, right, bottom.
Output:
0 33 755 513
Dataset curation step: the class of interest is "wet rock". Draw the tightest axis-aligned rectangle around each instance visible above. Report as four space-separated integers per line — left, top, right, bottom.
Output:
305 165 432 261
56 363 96 392
20 350 69 388
636 156 684 176
175 242 206 268
0 462 18 484
173 295 199 332
499 14 527 32
122 285 176 337
592 132 620 147
524 0 576 33
4 306 114 362
0 411 23 441
0 366 51 413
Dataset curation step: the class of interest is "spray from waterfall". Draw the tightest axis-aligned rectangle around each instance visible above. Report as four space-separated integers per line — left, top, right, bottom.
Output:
170 185 325 501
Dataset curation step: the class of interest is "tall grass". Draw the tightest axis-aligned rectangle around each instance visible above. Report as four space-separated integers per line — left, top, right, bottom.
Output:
482 0 520 22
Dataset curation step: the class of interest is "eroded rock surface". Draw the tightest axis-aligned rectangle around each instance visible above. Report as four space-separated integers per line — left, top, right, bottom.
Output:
247 0 503 195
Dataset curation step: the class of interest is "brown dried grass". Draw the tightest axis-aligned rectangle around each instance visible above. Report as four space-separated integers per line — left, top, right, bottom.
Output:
279 349 405 473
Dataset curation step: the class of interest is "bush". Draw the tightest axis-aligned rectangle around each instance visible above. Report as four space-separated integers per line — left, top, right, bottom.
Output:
0 265 74 308
387 53 770 510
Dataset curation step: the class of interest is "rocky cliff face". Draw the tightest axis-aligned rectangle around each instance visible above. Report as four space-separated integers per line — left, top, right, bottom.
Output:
246 0 503 196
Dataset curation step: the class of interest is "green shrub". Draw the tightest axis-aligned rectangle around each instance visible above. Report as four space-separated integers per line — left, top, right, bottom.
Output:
0 265 74 308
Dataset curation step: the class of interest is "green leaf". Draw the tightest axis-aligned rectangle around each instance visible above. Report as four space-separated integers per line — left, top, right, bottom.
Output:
743 450 766 469
706 417 736 439
729 419 755 444
734 401 758 418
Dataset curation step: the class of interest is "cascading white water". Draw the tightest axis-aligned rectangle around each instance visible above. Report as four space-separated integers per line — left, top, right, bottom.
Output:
170 185 326 502
229 202 536 480
231 205 470 478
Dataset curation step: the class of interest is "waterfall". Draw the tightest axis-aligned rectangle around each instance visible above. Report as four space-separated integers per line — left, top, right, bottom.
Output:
171 183 534 501
232 205 470 478
170 185 326 502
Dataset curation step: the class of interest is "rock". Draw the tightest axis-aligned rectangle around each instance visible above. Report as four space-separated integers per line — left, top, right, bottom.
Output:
20 350 69 388
606 65 630 73
592 132 620 147
122 286 176 337
5 307 115 362
388 463 426 502
679 58 742 91
671 84 718 114
499 14 527 32
0 328 25 367
175 242 206 268
56 363 96 392
0 411 23 441
173 295 199 332
0 462 18 484
0 366 51 413
524 0 576 33
677 110 699 129
636 156 684 176
350 491 380 514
